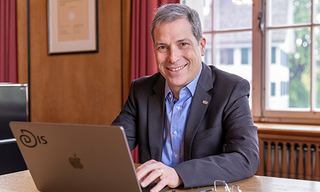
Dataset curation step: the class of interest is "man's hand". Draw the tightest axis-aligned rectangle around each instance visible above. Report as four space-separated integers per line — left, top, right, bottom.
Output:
136 159 183 192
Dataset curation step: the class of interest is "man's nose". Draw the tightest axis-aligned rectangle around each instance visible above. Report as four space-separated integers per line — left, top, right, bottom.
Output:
167 47 180 63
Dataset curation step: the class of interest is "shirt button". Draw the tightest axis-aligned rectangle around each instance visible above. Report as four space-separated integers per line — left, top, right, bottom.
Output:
176 106 180 110
173 131 177 135
174 154 178 158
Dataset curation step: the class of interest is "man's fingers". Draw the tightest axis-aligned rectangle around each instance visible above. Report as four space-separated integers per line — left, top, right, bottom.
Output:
139 167 162 187
149 178 168 192
136 159 182 191
136 160 162 179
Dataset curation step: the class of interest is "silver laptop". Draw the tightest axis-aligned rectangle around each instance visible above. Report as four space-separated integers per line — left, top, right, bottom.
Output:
9 122 167 192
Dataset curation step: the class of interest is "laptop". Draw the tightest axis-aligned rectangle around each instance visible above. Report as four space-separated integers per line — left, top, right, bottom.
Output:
9 121 169 192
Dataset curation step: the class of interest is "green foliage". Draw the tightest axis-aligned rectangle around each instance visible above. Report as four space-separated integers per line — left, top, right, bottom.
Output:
288 0 311 108
289 79 310 107
292 0 311 24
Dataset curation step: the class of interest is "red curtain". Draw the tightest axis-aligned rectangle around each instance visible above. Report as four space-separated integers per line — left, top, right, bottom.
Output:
0 0 17 83
130 0 180 163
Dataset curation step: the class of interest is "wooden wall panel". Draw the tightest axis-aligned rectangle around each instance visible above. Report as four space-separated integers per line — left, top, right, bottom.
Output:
16 0 28 84
22 0 123 125
122 0 131 104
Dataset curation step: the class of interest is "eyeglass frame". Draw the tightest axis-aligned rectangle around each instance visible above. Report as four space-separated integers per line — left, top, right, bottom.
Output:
195 180 242 192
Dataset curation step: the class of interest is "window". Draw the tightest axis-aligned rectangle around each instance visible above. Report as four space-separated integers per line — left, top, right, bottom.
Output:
281 81 288 96
183 0 320 124
271 82 276 96
184 0 255 111
271 47 276 64
241 48 249 65
220 48 234 65
264 0 320 122
281 49 288 66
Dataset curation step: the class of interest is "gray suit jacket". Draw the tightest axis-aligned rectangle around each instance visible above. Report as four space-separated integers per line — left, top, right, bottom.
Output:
112 63 259 188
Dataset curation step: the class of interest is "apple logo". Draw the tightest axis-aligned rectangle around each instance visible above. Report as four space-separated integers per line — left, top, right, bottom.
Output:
69 154 84 169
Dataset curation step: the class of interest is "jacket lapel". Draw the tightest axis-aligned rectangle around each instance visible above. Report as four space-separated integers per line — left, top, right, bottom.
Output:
184 63 214 160
148 75 166 160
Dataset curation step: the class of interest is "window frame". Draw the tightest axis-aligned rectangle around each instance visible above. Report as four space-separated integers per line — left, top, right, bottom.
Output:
262 0 320 124
183 0 320 124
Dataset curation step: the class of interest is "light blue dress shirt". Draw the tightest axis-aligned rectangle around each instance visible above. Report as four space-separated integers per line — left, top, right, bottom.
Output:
161 66 202 167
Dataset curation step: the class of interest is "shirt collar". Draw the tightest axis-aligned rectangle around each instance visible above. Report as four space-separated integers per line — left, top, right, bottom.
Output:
165 64 202 100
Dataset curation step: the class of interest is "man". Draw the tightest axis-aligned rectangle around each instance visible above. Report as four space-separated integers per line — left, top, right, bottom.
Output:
112 3 259 192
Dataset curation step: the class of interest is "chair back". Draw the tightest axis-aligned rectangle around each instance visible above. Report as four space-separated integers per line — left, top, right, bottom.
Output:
0 83 28 175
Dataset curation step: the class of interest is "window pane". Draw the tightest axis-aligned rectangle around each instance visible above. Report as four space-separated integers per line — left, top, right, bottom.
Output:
203 0 213 31
214 31 252 82
271 47 276 64
214 31 252 108
266 28 310 110
241 48 249 64
220 48 234 65
315 27 320 110
271 82 276 96
268 0 311 27
315 0 320 24
213 0 252 30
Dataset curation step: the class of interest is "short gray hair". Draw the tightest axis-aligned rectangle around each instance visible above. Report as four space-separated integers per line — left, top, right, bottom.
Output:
150 4 203 44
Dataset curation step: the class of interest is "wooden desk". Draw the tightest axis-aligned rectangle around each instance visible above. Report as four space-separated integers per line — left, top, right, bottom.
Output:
1 170 320 192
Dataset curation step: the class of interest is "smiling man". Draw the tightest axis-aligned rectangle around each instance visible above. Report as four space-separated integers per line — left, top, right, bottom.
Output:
112 4 259 192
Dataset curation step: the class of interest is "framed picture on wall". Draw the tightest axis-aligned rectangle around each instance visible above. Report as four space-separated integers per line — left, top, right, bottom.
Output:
47 0 98 54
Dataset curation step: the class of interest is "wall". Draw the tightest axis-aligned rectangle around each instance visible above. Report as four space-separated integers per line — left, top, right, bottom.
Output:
16 0 130 125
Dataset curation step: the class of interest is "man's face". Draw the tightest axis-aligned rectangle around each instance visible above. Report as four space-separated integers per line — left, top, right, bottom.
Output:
153 18 206 96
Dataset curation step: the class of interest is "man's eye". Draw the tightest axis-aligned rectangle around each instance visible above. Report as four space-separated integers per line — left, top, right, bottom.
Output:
157 46 168 52
179 42 189 48
158 46 166 50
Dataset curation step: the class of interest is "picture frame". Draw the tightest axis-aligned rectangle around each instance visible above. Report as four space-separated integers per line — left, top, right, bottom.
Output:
47 0 98 54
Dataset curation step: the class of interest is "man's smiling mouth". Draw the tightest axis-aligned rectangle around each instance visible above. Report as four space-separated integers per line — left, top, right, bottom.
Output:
168 64 187 72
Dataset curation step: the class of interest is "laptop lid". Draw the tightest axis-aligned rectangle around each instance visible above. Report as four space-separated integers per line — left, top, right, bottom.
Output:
9 121 142 192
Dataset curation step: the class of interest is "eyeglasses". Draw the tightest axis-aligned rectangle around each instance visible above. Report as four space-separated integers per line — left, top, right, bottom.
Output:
195 180 242 192
213 180 241 192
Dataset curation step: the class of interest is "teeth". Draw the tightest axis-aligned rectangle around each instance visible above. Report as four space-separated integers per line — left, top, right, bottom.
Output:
170 65 185 72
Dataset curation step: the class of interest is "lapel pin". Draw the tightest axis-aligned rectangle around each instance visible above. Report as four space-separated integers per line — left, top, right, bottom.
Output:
202 100 208 105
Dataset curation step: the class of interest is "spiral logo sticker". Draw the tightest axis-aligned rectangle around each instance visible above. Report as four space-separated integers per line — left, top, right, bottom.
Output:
19 129 47 148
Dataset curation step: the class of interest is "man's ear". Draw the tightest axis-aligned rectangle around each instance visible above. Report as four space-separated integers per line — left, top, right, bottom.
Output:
200 37 206 56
